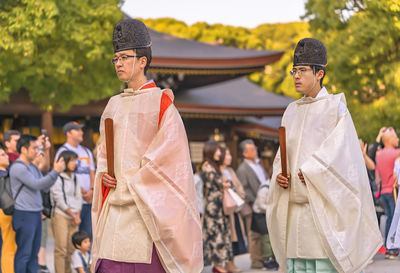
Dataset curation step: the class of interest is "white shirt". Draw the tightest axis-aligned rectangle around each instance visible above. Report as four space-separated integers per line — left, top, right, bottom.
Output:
55 143 95 204
71 249 91 270
245 158 269 185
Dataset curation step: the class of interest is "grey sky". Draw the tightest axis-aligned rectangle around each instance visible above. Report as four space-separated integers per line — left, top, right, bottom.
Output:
121 0 307 28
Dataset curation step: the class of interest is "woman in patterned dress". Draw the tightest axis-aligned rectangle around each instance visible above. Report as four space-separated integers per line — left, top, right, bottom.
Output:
201 140 232 273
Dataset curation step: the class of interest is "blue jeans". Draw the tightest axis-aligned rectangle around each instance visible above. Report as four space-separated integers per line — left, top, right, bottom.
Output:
381 193 396 250
80 204 92 241
12 210 42 273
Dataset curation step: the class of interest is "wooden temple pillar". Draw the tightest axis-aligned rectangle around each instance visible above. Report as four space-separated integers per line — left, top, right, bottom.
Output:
41 111 55 158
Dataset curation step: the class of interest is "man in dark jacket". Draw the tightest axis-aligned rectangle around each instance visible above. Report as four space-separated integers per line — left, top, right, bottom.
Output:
236 139 277 269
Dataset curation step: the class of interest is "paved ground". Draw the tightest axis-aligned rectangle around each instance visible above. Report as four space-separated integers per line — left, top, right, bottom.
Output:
45 230 399 273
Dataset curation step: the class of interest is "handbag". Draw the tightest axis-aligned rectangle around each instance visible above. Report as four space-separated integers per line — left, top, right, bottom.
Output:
240 203 252 218
227 188 245 212
41 190 53 218
251 212 268 234
223 189 237 215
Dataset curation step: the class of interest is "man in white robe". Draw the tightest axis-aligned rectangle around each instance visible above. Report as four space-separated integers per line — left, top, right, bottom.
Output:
266 38 382 273
92 19 203 273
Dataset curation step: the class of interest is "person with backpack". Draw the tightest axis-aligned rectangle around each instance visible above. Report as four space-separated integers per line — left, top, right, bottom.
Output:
10 134 65 273
0 146 16 273
55 122 95 241
71 231 91 273
51 150 82 273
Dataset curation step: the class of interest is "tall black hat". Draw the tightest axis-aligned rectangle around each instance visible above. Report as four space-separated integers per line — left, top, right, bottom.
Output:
293 38 327 67
113 19 152 53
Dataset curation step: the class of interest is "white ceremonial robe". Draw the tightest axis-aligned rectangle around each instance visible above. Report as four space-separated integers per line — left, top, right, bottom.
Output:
266 90 382 273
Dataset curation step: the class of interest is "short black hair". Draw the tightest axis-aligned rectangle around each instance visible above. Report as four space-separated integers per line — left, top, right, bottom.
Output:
135 47 152 74
72 230 90 249
16 134 37 154
311 65 326 87
57 150 78 172
3 130 20 146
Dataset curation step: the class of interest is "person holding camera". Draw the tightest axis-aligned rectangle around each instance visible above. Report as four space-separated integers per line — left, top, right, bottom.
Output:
10 134 65 273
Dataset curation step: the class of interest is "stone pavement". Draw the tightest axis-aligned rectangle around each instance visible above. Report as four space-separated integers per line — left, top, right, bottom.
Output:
45 232 399 273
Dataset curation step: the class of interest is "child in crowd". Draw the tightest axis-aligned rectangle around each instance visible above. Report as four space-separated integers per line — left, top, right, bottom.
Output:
51 150 82 273
71 231 91 273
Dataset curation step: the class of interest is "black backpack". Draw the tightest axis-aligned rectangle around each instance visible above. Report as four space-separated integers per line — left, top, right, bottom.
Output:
1 161 53 217
0 172 24 215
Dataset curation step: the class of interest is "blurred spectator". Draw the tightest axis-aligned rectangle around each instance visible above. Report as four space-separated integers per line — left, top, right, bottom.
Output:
201 140 232 273
55 122 95 240
220 146 246 273
375 127 400 258
192 162 204 216
3 130 20 163
32 135 52 273
236 139 269 269
10 134 65 273
252 183 279 270
51 150 82 273
71 231 91 273
0 147 17 273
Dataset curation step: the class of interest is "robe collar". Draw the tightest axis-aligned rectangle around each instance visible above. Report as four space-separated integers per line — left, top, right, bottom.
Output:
297 86 330 105
121 80 157 97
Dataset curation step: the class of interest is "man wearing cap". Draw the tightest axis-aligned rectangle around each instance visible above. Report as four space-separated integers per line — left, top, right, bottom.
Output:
91 19 202 273
55 121 95 240
266 38 382 273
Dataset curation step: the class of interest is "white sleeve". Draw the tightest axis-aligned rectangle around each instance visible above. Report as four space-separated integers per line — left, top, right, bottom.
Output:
71 251 83 269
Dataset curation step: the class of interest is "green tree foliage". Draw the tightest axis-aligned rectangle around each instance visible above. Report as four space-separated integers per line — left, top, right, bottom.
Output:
0 0 124 111
142 18 310 99
304 0 400 140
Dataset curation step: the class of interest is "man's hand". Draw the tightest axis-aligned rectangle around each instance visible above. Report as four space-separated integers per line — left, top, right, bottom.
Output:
360 140 368 156
53 157 65 173
376 127 387 143
276 173 290 189
102 173 117 188
298 171 306 184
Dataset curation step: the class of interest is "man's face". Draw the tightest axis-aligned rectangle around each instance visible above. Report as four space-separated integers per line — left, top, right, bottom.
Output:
67 129 83 144
382 127 399 147
5 134 20 153
113 49 145 82
0 149 9 169
389 129 399 147
292 65 323 95
21 141 39 162
243 144 257 160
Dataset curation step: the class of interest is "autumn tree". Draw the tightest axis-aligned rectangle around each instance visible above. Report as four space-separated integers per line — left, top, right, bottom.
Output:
0 0 124 111
304 0 400 140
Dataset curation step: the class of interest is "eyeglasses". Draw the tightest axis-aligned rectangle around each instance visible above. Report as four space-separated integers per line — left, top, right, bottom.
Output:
289 67 313 77
111 55 141 65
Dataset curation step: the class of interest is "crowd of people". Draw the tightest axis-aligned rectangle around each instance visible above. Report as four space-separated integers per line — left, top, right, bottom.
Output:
1 123 400 273
0 120 280 273
360 126 400 259
198 139 278 273
0 122 95 273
